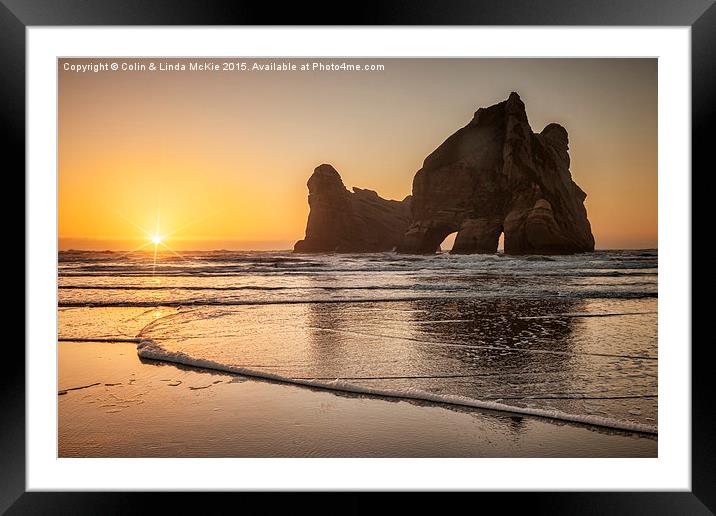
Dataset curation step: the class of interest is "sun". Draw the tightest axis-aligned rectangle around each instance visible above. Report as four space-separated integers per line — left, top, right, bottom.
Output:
150 235 162 245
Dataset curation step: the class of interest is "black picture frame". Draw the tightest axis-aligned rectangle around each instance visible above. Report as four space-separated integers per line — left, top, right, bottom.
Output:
6 0 712 513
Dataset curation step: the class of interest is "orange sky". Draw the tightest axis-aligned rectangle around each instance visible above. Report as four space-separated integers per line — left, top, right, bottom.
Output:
58 58 657 251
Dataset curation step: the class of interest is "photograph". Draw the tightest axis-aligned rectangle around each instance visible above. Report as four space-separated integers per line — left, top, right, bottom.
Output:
56 57 658 458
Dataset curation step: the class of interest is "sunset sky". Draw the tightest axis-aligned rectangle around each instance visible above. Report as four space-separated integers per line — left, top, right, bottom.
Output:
58 58 657 251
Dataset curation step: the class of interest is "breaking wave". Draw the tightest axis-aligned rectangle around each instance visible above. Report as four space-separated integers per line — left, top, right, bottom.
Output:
57 291 658 308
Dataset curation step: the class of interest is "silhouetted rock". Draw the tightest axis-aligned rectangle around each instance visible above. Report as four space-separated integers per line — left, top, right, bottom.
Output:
398 92 594 254
295 94 594 255
294 164 412 252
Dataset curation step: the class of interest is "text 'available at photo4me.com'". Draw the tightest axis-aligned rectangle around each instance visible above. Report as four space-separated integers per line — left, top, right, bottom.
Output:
62 59 387 74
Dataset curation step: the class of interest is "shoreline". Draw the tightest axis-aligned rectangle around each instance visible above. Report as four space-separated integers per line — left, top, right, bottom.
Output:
137 337 658 435
59 340 657 458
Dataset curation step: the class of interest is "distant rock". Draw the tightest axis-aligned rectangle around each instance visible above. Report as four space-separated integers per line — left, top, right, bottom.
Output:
397 92 594 254
294 164 412 252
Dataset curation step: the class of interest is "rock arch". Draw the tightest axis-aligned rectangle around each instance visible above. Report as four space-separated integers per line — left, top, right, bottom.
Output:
397 92 594 255
295 93 595 255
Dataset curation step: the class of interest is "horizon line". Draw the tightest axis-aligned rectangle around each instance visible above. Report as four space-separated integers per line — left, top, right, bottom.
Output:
58 247 658 253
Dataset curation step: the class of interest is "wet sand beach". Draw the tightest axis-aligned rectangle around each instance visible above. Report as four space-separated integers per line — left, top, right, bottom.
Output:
59 340 656 457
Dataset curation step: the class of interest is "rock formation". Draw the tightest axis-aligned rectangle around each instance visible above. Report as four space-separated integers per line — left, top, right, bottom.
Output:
397 92 594 254
294 93 594 255
294 164 412 252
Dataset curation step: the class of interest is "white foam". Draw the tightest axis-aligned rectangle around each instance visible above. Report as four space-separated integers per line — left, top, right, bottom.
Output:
136 339 658 435
59 337 141 343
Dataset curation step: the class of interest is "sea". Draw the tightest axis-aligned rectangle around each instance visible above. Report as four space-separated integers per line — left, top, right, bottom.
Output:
58 249 658 435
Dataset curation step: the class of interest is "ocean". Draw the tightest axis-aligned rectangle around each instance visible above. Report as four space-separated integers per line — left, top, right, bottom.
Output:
58 249 658 435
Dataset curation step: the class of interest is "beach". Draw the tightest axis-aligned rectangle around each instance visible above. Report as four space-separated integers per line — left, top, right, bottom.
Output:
59 340 656 457
58 249 657 457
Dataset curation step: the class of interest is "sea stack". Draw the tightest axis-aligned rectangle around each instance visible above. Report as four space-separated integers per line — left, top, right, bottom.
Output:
294 164 412 252
397 92 594 254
